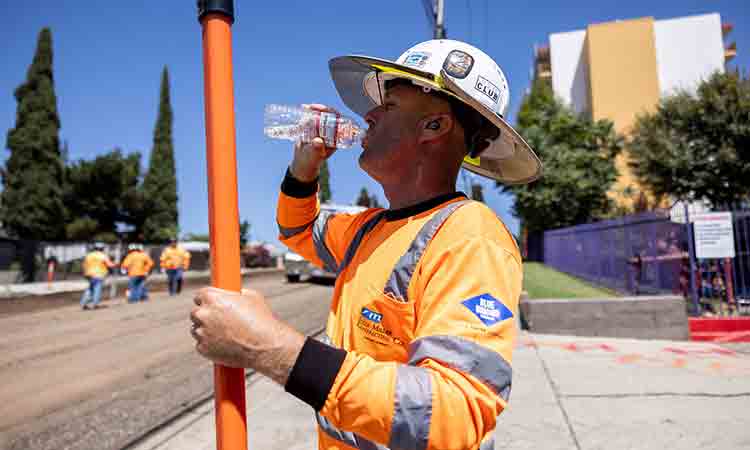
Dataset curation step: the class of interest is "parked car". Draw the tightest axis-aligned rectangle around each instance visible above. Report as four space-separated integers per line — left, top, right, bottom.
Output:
282 202 367 283
282 251 331 283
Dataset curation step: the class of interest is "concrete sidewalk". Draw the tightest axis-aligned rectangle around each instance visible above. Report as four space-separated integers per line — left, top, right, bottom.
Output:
131 332 750 450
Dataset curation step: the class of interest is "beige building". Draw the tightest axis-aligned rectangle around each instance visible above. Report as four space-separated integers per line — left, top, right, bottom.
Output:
533 13 737 209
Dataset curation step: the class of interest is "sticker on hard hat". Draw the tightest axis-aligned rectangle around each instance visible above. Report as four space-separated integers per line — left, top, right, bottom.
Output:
474 75 500 104
443 50 474 79
403 52 431 69
461 293 513 326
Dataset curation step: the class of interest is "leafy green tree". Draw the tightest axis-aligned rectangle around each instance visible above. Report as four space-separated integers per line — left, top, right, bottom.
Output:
64 148 142 240
141 67 178 242
501 79 623 232
355 187 371 207
319 159 332 203
1 28 66 240
629 70 750 207
65 217 99 241
355 187 382 208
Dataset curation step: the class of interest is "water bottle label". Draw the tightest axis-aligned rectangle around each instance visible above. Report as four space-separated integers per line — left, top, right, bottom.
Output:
317 112 339 148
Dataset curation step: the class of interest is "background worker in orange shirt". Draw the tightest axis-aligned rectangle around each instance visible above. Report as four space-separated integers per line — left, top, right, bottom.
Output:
121 243 154 303
160 238 191 296
190 39 541 449
80 242 115 310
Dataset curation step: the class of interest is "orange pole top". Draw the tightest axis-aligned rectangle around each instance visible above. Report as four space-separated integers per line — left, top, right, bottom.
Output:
198 1 248 449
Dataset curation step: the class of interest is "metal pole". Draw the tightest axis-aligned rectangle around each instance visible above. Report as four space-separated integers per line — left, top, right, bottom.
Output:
684 202 700 315
197 1 248 449
434 0 446 39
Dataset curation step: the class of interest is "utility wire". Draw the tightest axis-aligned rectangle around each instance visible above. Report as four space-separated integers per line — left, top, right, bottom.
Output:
466 0 473 44
483 0 489 49
421 0 436 29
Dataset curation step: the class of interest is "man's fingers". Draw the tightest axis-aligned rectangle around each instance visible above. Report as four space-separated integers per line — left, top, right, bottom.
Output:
195 287 224 306
190 306 203 325
190 322 202 341
194 291 204 306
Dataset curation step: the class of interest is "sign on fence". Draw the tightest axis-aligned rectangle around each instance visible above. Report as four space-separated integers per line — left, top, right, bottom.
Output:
693 212 735 259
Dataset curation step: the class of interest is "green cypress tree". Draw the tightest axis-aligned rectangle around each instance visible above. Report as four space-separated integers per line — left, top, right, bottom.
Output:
1 28 66 240
141 67 179 242
319 159 332 203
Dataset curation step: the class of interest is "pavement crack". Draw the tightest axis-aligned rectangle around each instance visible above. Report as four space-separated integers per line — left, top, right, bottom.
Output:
562 392 750 399
531 336 582 450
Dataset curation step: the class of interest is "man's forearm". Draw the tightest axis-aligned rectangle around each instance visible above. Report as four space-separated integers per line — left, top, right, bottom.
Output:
253 323 307 386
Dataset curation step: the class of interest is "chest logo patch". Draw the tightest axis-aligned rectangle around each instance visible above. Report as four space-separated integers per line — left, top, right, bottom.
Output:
361 307 383 323
461 294 513 326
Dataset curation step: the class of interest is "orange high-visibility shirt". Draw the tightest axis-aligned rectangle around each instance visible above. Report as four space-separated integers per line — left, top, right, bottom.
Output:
160 246 191 270
278 172 521 450
82 251 115 278
121 251 154 277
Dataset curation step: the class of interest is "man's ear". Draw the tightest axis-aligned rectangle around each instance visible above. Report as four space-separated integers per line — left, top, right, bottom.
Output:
418 114 454 144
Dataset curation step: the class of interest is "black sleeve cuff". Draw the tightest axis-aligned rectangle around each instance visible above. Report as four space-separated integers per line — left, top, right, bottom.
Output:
285 337 347 411
281 167 318 199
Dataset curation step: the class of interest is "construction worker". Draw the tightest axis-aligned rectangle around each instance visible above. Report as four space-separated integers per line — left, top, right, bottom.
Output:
191 39 541 449
80 242 115 310
121 243 154 303
160 239 191 296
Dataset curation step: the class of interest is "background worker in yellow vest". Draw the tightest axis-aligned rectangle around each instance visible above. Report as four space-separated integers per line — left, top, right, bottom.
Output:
190 39 542 449
121 243 154 303
160 239 191 296
80 242 115 310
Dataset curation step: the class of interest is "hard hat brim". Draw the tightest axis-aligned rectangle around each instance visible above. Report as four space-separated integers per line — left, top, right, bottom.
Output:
329 55 542 185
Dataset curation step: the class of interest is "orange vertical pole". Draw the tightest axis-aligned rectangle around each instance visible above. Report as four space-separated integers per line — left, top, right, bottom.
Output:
197 1 248 449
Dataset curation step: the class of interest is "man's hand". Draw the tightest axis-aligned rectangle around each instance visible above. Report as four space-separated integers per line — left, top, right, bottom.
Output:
190 287 305 386
289 104 338 182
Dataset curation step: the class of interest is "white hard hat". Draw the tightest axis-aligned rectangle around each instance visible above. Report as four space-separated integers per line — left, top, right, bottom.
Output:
93 242 106 250
329 39 542 184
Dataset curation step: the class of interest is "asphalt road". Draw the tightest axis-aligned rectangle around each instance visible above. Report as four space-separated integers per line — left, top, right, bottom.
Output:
0 275 333 450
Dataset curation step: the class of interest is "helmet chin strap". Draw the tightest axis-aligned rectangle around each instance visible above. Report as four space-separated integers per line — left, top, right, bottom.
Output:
375 71 384 105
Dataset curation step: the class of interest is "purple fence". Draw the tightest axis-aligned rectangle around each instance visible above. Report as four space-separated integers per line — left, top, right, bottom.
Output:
543 208 750 306
544 210 686 295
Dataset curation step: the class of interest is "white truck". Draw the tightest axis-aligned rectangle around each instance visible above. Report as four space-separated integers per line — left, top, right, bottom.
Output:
283 202 368 283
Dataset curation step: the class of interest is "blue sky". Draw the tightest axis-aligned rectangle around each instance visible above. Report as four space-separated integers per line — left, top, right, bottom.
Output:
2 1 748 247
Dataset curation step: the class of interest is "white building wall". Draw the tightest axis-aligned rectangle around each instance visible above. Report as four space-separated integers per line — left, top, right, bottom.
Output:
549 29 589 114
654 13 725 96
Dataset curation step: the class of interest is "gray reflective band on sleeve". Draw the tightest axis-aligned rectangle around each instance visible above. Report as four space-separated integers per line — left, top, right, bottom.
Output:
277 220 314 239
389 365 433 450
312 210 340 273
315 412 388 450
408 335 512 401
384 201 469 302
316 412 360 448
337 211 386 275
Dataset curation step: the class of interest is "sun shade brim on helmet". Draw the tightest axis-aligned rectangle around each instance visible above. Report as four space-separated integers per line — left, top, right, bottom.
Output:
329 56 443 117
329 55 542 185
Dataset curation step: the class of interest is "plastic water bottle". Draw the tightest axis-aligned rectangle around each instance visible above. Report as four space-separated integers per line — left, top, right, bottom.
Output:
263 104 364 149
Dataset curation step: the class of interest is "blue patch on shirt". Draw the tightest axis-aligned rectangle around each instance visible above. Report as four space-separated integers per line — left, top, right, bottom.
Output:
361 307 382 323
461 294 513 327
